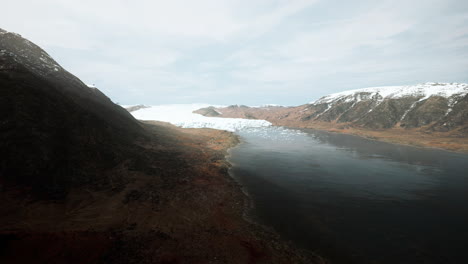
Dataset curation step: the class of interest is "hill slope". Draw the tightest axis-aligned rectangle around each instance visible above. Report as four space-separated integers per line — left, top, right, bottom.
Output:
0 28 148 198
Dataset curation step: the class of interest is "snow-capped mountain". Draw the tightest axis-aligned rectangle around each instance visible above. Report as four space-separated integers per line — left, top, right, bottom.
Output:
312 82 468 105
304 82 468 130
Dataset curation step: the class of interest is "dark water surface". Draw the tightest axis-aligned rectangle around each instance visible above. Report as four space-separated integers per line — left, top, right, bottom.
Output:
228 127 468 264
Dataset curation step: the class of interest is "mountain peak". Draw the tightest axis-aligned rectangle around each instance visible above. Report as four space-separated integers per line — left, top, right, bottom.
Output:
0 28 63 76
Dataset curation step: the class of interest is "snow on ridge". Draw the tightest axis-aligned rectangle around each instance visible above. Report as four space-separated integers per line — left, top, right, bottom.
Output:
311 82 468 104
253 104 283 108
128 104 271 132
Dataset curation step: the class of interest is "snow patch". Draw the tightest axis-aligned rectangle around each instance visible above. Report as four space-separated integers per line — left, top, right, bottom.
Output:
445 97 459 116
400 95 432 121
314 104 332 118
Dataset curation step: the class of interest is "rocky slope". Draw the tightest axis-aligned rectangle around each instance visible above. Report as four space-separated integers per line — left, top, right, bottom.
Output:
195 83 468 151
0 29 316 263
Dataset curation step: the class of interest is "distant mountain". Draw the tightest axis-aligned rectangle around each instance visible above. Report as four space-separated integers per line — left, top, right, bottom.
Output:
306 82 468 131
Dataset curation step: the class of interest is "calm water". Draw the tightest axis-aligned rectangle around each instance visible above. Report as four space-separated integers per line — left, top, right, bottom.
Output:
228 127 468 264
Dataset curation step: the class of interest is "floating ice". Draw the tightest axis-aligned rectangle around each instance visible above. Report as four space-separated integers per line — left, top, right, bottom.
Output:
237 126 308 142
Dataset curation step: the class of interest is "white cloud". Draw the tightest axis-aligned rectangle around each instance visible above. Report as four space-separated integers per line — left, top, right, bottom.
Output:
2 0 317 45
225 0 468 90
1 0 467 105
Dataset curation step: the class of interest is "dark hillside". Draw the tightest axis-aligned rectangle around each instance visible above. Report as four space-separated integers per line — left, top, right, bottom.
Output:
0 28 147 198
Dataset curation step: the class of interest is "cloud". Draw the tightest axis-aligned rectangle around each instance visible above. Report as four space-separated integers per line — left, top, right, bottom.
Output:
2 0 317 45
1 0 467 105
224 0 468 102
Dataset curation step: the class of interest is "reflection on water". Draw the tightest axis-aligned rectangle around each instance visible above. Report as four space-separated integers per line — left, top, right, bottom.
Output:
229 127 468 264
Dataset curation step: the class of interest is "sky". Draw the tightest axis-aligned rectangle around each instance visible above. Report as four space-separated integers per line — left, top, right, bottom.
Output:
1 0 468 105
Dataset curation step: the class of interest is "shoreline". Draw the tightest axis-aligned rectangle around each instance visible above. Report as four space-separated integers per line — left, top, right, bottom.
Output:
221 131 321 263
141 122 320 263
225 142 262 231
287 124 468 154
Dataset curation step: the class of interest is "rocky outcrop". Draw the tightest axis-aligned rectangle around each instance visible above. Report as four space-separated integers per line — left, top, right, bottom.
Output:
193 106 221 117
125 104 150 112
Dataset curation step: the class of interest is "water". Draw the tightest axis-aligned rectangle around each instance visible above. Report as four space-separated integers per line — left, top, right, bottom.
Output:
228 127 468 264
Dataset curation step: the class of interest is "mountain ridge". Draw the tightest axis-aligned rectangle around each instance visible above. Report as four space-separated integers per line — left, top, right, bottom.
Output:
304 82 468 131
312 82 467 104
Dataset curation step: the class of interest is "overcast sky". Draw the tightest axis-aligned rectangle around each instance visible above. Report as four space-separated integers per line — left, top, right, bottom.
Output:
2 0 468 105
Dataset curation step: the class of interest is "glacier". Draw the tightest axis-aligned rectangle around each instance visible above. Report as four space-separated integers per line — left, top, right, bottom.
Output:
127 104 272 132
